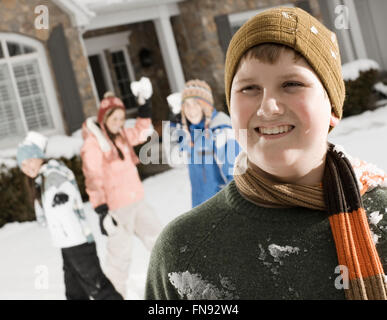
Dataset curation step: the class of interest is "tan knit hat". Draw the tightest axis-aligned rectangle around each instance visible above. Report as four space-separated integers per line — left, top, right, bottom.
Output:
181 79 214 132
225 7 345 120
182 79 214 107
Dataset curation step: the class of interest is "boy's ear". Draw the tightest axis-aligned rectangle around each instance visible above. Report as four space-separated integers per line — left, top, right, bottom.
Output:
330 112 340 127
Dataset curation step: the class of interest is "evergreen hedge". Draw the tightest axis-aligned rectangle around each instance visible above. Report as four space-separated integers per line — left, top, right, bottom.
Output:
342 69 381 118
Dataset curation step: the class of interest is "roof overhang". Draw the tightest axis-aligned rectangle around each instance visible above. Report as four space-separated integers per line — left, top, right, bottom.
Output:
52 0 96 28
82 0 185 31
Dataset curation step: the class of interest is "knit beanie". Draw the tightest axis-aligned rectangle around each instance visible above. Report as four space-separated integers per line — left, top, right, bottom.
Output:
17 131 48 168
181 79 214 132
224 7 345 120
97 92 126 125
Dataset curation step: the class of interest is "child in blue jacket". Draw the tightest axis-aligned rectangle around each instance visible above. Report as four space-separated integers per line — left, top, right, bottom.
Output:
164 79 241 207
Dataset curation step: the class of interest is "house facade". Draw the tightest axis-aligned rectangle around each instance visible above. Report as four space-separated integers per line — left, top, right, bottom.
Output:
0 0 386 149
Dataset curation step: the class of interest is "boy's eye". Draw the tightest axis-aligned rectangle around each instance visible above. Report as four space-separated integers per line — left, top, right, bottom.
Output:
283 81 303 88
241 85 261 94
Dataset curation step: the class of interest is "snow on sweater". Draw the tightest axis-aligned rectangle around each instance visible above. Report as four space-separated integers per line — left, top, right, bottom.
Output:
145 180 387 300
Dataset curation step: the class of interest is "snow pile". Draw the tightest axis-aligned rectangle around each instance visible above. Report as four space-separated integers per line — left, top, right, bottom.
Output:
0 166 191 299
45 134 84 160
329 104 387 172
374 82 387 97
342 59 380 81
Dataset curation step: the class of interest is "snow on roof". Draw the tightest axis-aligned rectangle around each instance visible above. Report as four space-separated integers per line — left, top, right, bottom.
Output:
342 59 380 81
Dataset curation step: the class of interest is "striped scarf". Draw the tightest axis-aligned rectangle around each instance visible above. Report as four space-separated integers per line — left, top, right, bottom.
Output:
234 144 387 300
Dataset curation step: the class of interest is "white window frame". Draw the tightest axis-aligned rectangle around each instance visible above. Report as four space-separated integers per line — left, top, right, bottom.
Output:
0 33 65 148
84 31 135 105
109 44 135 83
228 3 295 30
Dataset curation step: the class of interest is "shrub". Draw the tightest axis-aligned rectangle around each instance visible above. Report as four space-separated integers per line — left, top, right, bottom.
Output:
0 156 88 229
342 69 380 118
0 165 35 228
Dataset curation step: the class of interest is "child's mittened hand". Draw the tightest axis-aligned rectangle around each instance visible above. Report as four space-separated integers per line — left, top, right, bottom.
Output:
131 77 153 105
102 213 119 236
167 92 182 115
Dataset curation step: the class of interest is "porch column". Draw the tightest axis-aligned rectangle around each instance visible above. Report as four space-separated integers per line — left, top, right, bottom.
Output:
154 6 185 93
343 0 367 59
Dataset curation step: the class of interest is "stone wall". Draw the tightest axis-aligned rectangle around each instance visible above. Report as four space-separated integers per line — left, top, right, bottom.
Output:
0 0 97 132
172 0 322 113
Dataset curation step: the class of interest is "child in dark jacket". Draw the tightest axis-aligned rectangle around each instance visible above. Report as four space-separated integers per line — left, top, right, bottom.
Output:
17 131 122 300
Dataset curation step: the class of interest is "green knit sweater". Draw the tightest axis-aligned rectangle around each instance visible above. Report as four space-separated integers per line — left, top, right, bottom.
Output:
145 181 387 300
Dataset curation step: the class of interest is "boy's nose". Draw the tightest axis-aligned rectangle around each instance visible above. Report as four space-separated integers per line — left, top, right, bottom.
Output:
257 91 284 118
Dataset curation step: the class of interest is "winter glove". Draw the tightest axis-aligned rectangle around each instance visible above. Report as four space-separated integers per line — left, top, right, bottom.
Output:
131 77 153 106
137 98 152 119
102 213 119 236
95 203 118 236
168 112 181 124
52 192 69 207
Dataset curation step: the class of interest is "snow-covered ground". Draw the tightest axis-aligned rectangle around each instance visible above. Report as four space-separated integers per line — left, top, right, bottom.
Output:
0 166 192 300
1 104 387 300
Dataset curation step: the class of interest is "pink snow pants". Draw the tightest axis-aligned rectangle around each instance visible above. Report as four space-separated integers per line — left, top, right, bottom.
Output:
104 200 162 298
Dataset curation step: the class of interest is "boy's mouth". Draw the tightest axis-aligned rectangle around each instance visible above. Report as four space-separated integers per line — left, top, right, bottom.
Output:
255 125 295 136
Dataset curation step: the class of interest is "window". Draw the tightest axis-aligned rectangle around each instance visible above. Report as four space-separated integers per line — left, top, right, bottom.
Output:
228 4 295 34
111 50 136 110
84 31 136 111
0 34 63 148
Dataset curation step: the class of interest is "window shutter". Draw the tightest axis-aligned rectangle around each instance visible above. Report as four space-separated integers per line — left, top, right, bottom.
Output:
296 0 312 14
215 14 233 58
47 24 85 133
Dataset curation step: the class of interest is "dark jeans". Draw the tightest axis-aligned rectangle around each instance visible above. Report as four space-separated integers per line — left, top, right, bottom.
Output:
61 242 123 300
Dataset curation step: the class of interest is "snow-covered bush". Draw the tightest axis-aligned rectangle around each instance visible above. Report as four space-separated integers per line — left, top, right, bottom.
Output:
342 59 383 118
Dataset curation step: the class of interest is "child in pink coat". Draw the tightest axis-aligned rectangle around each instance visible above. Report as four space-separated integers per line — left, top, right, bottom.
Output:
81 78 162 298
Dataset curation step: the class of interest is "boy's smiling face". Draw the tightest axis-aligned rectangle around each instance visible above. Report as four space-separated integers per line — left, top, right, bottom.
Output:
230 49 332 185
